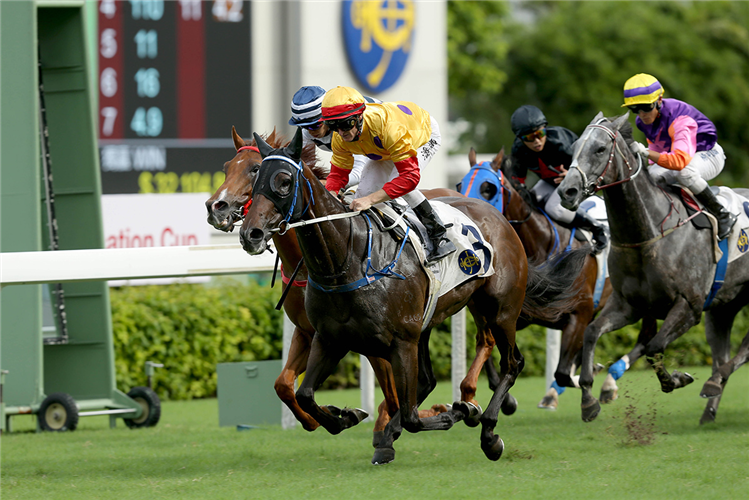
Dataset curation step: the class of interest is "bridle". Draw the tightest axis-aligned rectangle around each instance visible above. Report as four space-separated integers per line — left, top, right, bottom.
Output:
568 119 643 198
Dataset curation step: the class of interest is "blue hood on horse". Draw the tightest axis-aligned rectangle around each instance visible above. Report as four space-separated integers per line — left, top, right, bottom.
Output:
457 161 503 211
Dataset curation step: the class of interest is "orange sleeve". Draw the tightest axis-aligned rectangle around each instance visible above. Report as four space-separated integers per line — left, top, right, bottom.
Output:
655 149 691 171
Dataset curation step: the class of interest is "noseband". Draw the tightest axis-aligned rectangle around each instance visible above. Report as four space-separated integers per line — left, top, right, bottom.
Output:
568 120 642 198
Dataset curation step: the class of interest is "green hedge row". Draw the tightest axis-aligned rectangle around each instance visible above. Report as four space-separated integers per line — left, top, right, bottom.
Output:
111 279 748 400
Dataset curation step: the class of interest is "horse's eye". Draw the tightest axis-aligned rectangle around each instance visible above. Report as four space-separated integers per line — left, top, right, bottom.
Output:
272 172 293 196
595 146 607 155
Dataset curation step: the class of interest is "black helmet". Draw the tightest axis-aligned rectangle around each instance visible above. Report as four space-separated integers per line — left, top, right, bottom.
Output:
511 105 547 137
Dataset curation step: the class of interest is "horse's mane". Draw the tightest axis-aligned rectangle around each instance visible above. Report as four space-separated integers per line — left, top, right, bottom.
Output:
243 129 328 181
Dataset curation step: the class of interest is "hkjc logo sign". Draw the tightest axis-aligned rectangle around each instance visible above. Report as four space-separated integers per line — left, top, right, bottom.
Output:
342 0 415 93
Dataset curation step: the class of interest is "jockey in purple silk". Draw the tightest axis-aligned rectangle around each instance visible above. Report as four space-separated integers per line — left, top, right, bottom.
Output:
623 73 737 239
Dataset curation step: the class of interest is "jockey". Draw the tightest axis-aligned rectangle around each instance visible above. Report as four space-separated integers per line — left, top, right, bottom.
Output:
288 85 381 191
320 86 456 263
510 105 609 253
623 73 737 240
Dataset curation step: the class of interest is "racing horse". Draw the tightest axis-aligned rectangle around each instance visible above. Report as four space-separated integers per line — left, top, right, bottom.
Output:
206 128 448 438
239 128 588 463
459 148 613 409
557 112 749 424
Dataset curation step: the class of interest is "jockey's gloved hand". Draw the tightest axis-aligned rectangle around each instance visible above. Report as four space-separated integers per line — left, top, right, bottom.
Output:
629 142 650 162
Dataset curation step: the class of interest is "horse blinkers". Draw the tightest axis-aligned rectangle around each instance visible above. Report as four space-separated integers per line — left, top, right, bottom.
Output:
252 156 305 223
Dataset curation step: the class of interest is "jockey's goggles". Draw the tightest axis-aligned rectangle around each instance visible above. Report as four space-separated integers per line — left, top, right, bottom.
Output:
325 116 359 132
627 102 656 114
519 128 546 143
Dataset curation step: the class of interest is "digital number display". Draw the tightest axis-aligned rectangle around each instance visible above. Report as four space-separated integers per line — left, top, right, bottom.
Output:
97 0 251 194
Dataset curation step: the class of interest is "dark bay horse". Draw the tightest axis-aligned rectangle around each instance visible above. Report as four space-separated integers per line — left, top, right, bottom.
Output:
460 148 613 410
558 112 749 424
205 128 447 439
239 128 588 463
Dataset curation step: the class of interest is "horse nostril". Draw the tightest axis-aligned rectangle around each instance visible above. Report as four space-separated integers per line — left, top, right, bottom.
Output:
249 228 265 241
211 200 228 213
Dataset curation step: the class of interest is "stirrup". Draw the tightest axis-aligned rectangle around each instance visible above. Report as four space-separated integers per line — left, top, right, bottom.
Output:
427 238 456 263
718 213 738 240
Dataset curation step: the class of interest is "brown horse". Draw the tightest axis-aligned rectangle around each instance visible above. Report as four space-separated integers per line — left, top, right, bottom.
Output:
459 148 614 409
205 128 448 440
238 128 588 464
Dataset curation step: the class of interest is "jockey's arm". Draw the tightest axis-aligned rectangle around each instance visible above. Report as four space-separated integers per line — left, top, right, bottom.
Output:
350 189 391 211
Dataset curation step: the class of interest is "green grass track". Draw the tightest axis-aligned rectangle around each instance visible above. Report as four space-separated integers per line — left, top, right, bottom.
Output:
2 366 747 499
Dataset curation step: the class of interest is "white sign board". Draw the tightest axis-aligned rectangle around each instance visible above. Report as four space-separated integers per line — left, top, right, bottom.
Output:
102 193 213 285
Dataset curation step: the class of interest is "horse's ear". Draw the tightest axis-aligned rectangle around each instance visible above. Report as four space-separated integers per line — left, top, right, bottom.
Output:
232 126 244 151
491 147 504 173
253 132 273 158
612 113 629 131
283 127 304 162
592 111 604 123
468 147 477 167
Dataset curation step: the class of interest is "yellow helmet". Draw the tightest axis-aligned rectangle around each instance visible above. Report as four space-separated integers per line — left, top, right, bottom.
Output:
622 73 664 107
321 86 366 121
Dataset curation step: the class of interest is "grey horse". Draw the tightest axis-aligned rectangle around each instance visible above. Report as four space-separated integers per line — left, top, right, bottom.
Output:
557 112 749 424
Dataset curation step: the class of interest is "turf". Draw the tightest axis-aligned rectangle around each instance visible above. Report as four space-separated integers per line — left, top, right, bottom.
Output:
1 366 747 499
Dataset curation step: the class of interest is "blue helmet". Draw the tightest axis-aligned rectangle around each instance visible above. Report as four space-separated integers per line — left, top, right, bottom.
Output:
288 86 326 127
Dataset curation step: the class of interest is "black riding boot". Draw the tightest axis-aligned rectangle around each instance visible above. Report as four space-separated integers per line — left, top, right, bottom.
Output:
571 210 609 254
694 187 737 240
412 200 457 263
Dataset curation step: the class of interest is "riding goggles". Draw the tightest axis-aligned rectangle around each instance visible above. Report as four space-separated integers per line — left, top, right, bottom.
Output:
627 102 656 114
325 117 359 132
519 128 546 143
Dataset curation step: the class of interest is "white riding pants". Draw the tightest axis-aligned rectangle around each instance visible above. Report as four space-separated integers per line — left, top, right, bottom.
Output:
648 143 725 194
355 116 441 209
531 180 576 224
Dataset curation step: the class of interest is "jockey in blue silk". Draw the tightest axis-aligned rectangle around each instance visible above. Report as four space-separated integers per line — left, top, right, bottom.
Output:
288 85 381 191
510 105 608 254
623 73 737 240
321 86 456 263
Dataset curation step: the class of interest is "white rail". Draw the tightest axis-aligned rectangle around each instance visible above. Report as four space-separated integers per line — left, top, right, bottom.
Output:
0 244 276 286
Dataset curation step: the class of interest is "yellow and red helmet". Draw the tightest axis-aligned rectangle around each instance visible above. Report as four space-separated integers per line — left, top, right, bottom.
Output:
622 73 664 107
320 86 366 121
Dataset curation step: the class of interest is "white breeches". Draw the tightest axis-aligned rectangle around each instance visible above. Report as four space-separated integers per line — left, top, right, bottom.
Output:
648 143 725 194
531 180 576 224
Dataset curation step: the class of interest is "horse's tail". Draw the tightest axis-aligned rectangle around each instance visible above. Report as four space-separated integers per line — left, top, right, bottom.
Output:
521 247 590 324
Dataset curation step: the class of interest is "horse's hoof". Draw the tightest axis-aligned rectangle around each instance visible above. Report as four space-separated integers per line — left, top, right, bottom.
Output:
372 430 385 449
593 363 606 376
455 401 482 427
322 405 342 416
581 398 601 422
372 447 395 465
674 371 694 389
341 407 369 427
537 394 558 410
481 435 505 461
699 406 716 425
700 379 723 399
600 388 618 404
501 394 518 415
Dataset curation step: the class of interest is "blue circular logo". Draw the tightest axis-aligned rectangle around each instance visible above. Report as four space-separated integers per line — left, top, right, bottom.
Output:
738 229 749 253
458 249 481 275
342 0 415 93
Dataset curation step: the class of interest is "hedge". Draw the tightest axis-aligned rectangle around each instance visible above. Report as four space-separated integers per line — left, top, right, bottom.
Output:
111 279 748 400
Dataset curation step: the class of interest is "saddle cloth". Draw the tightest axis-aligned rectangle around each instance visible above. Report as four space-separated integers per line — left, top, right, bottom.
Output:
682 186 749 263
373 200 496 330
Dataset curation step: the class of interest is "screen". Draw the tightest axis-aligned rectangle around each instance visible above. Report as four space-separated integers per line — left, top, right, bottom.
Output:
97 0 251 194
